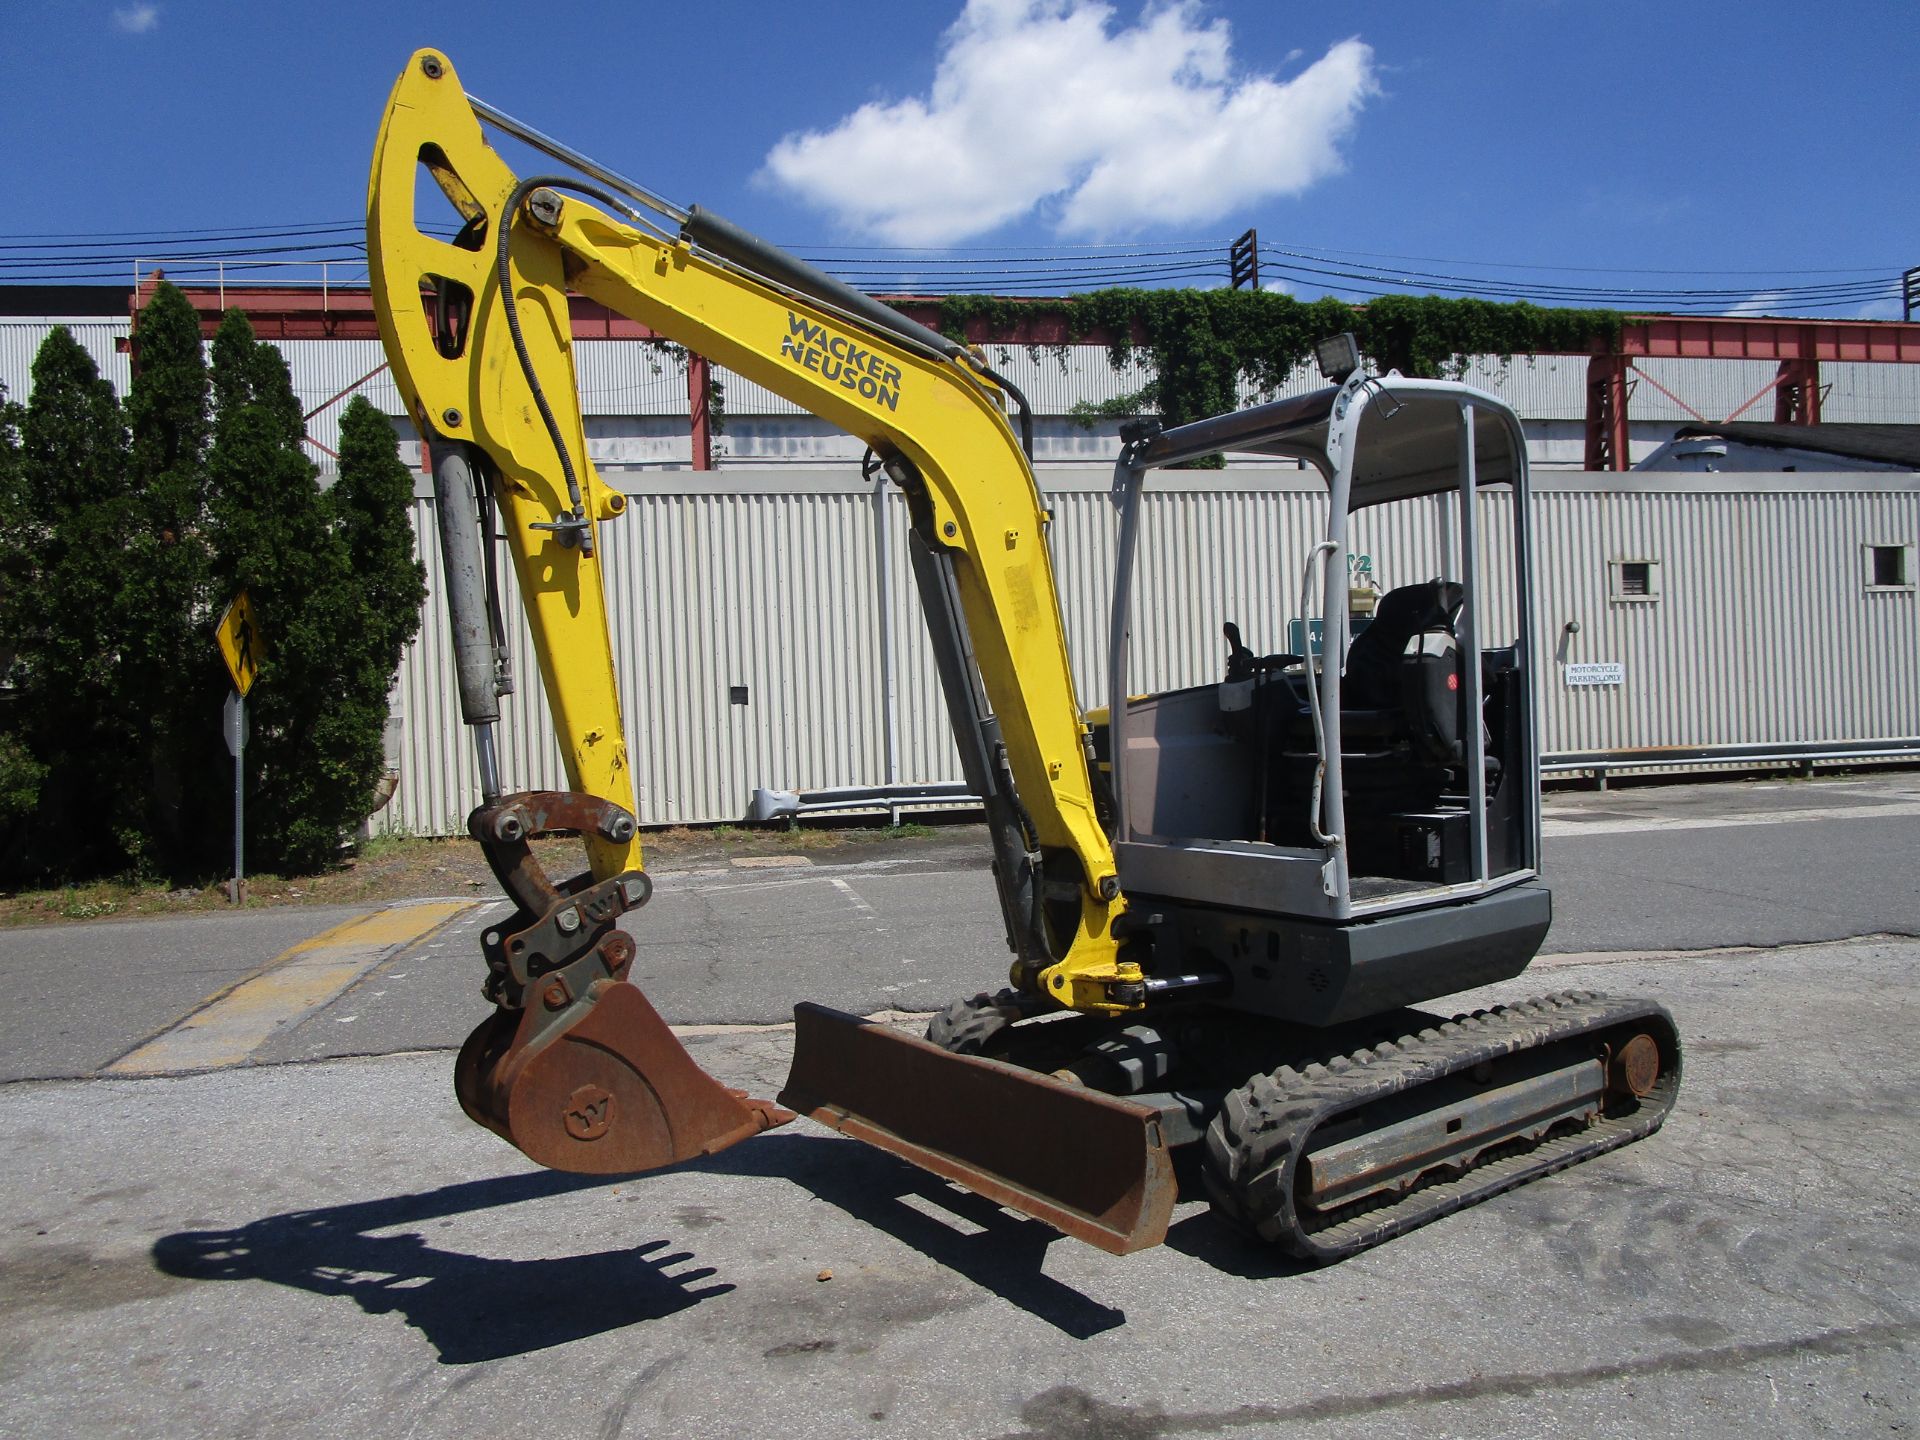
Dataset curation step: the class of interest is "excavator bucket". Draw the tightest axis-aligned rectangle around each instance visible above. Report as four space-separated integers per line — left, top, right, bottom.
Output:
780 1002 1176 1255
447 792 792 1176
456 980 792 1175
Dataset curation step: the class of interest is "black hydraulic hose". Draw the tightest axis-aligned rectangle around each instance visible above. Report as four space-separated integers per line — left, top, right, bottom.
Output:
976 362 1035 461
494 174 633 554
687 209 1031 459
1255 673 1272 844
683 205 964 362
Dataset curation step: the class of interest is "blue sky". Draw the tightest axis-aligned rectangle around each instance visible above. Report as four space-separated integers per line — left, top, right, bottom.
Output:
4 1 1912 315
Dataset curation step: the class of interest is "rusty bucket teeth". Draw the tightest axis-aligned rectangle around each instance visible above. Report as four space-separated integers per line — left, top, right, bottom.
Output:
455 981 793 1175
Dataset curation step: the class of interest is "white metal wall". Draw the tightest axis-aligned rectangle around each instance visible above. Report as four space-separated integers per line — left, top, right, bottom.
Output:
381 466 1920 833
1531 479 1920 755
0 318 131 401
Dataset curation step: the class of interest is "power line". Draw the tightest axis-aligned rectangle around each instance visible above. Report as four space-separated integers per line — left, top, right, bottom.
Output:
0 224 363 253
0 221 1901 318
1246 240 1898 278
0 242 370 272
0 221 365 242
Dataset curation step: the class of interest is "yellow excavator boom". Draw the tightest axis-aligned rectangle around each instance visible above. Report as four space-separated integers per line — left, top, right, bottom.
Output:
369 49 1135 1004
367 50 1170 1246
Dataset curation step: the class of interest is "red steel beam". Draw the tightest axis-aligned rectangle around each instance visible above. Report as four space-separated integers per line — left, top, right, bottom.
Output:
1584 356 1631 471
147 284 670 342
144 285 1920 363
687 352 713 470
1772 357 1822 425
1617 316 1920 364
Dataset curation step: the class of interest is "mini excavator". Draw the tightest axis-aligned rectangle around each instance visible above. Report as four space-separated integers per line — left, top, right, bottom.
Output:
367 50 1679 1260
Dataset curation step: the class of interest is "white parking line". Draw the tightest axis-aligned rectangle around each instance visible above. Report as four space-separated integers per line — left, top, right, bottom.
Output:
829 876 892 940
1543 800 1920 837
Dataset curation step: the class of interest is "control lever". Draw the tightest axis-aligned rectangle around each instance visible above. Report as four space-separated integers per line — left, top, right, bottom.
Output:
1222 621 1301 681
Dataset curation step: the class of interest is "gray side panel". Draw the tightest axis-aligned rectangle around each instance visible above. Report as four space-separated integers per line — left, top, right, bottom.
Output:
1162 883 1552 1027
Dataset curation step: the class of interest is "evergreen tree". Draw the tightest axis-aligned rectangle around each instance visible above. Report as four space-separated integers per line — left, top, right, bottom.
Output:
0 383 26 683
123 282 225 869
206 314 420 873
329 396 426 770
8 329 138 878
0 312 426 884
0 387 43 845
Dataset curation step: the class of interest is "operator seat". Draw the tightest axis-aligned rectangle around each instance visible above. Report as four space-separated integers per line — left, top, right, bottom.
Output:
1275 579 1480 816
1342 576 1508 816
1344 579 1469 766
1252 579 1500 849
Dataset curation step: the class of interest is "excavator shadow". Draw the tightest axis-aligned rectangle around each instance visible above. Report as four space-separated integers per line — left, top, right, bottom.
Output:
146 1138 1308 1358
689 1132 1128 1339
149 1170 732 1365
1158 1212 1320 1280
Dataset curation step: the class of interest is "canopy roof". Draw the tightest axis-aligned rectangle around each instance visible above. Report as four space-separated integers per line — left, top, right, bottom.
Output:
1130 378 1523 510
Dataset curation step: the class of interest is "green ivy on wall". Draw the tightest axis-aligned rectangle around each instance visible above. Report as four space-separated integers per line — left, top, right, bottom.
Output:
937 289 1625 459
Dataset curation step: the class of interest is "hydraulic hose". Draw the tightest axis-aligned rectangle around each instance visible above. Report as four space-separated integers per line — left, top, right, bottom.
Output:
494 174 636 555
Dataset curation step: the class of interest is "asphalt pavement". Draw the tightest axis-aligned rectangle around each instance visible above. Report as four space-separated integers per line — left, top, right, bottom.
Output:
2 938 1916 1438
1 771 1917 1437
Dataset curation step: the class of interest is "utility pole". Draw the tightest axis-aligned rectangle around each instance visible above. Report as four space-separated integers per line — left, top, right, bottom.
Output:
1229 229 1259 291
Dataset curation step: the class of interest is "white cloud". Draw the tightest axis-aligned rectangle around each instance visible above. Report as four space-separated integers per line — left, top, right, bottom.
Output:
1728 289 1908 321
113 3 160 33
761 1 1376 244
1725 290 1790 318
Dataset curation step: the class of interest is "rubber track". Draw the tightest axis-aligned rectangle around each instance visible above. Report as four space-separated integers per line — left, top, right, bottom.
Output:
925 990 1023 1055
1203 990 1681 1263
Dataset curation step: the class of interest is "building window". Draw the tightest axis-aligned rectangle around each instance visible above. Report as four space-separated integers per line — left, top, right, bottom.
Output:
1866 544 1915 592
1610 559 1659 602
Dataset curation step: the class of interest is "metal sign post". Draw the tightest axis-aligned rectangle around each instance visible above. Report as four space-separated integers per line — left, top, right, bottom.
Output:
215 590 267 907
223 689 247 904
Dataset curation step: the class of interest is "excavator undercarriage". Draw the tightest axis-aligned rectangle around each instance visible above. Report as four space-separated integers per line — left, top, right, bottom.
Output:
785 987 1677 1257
366 49 1681 1265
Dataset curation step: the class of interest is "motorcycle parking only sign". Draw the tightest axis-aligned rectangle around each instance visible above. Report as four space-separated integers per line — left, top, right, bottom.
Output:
1565 661 1625 687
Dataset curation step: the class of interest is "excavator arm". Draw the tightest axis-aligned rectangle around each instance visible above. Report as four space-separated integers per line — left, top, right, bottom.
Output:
368 51 1170 1245
371 49 1133 1002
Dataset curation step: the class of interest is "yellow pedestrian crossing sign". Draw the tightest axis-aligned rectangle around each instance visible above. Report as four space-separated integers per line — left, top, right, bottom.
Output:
216 590 267 697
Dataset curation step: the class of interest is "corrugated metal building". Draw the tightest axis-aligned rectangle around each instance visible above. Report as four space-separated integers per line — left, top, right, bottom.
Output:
2 309 1914 829
382 466 1918 832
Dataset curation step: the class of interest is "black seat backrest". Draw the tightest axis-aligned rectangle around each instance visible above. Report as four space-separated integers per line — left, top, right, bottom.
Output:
1344 580 1464 711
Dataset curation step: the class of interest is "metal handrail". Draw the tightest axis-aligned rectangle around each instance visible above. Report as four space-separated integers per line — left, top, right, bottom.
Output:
1298 539 1342 848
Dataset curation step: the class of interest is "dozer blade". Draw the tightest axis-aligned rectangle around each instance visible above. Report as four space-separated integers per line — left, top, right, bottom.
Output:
457 980 793 1175
780 1002 1176 1255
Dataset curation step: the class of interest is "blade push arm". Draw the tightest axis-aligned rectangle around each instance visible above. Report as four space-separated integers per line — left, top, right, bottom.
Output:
368 51 1138 1012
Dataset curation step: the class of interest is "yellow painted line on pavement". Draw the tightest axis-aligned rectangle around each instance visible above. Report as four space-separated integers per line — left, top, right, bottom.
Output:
107 901 472 1075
